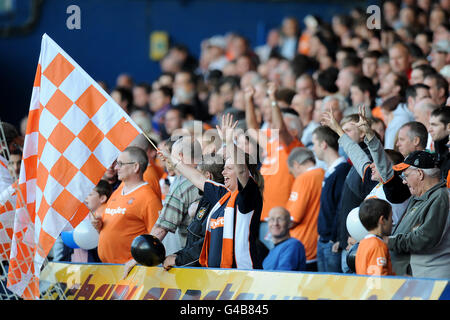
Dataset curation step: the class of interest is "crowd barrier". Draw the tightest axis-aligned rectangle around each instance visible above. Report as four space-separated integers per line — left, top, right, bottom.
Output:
39 262 450 300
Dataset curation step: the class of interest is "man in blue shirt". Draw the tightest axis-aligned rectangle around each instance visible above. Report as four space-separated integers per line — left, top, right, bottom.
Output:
263 207 306 271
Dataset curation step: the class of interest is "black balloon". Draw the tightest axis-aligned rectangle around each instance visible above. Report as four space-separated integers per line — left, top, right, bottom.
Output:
346 242 359 273
131 234 166 267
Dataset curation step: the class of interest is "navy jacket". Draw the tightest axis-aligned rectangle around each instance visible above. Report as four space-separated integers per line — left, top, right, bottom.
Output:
318 161 351 243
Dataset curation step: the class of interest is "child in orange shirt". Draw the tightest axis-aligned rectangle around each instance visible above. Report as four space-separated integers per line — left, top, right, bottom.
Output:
355 198 395 276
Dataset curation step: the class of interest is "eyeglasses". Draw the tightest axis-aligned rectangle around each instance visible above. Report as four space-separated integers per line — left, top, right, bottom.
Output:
116 161 136 167
400 168 420 181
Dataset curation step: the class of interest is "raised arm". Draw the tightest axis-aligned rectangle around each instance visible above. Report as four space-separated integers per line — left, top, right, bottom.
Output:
356 105 394 184
244 86 268 152
267 82 294 147
157 150 207 192
244 86 259 131
321 105 371 179
217 113 250 188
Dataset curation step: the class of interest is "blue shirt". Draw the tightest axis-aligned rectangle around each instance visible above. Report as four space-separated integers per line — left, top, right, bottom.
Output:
262 238 306 271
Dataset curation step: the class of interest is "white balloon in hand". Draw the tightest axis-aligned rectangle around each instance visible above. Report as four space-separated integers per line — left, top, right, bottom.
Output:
346 207 369 242
73 218 99 250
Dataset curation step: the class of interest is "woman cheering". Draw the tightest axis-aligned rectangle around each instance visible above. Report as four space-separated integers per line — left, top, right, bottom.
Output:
158 114 264 269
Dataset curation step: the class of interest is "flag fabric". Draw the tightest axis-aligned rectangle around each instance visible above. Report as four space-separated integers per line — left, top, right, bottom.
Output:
0 155 13 193
0 184 16 262
6 33 142 299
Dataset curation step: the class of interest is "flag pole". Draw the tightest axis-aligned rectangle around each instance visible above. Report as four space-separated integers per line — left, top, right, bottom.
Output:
123 117 159 151
141 130 159 151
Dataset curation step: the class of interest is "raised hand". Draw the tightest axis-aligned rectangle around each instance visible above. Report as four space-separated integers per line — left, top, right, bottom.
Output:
243 86 255 103
216 113 238 145
321 106 344 136
267 82 276 101
157 149 177 172
356 104 374 139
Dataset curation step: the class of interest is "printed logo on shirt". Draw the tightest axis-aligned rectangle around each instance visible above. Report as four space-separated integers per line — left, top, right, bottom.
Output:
105 207 127 215
289 192 298 202
210 217 224 229
197 207 207 220
376 257 387 266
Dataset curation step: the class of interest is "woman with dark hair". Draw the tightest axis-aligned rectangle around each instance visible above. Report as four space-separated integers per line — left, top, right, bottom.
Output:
158 114 265 269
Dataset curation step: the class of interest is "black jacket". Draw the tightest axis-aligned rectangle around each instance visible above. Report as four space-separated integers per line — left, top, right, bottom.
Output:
336 143 377 250
174 195 212 267
434 136 450 183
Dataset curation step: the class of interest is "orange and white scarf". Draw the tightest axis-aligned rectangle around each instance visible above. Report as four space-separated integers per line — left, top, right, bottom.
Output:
199 190 238 268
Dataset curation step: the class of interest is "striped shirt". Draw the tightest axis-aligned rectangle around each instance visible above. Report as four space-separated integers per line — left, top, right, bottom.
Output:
155 175 201 247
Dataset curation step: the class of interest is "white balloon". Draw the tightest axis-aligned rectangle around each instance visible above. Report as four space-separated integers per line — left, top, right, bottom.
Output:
73 218 99 250
346 207 368 242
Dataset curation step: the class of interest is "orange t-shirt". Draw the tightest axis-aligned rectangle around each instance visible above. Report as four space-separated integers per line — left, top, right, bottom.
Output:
150 159 165 179
285 167 325 262
97 182 162 264
355 235 394 276
447 171 450 189
371 106 385 124
143 164 162 201
260 136 304 220
297 32 311 55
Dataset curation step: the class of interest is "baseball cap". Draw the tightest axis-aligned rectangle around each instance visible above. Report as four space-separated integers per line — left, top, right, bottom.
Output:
393 150 437 172
432 40 450 54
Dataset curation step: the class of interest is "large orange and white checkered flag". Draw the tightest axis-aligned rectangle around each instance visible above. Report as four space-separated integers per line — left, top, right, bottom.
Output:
6 34 142 299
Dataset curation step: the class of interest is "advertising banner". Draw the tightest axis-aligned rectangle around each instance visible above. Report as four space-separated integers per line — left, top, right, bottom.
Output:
39 262 449 300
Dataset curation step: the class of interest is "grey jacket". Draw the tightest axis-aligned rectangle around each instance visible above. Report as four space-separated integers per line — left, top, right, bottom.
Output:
389 181 450 279
338 134 410 225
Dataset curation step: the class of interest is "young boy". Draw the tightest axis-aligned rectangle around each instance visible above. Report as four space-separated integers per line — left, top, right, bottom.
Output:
72 180 112 263
85 180 113 220
355 198 395 276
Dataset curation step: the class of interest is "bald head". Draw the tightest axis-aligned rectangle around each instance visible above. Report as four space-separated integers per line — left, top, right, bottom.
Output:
268 206 292 244
291 94 314 124
413 98 439 129
389 42 411 74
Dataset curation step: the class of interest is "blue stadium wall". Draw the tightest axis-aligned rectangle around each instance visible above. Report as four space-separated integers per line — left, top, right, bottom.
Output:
0 0 374 127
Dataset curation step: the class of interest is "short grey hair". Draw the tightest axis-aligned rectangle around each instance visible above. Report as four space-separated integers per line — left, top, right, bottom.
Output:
322 94 349 112
283 113 303 140
287 147 316 168
172 135 203 165
124 146 148 175
410 165 441 179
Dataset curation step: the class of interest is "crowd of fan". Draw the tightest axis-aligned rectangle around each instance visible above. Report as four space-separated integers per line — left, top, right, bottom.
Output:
7 0 450 279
